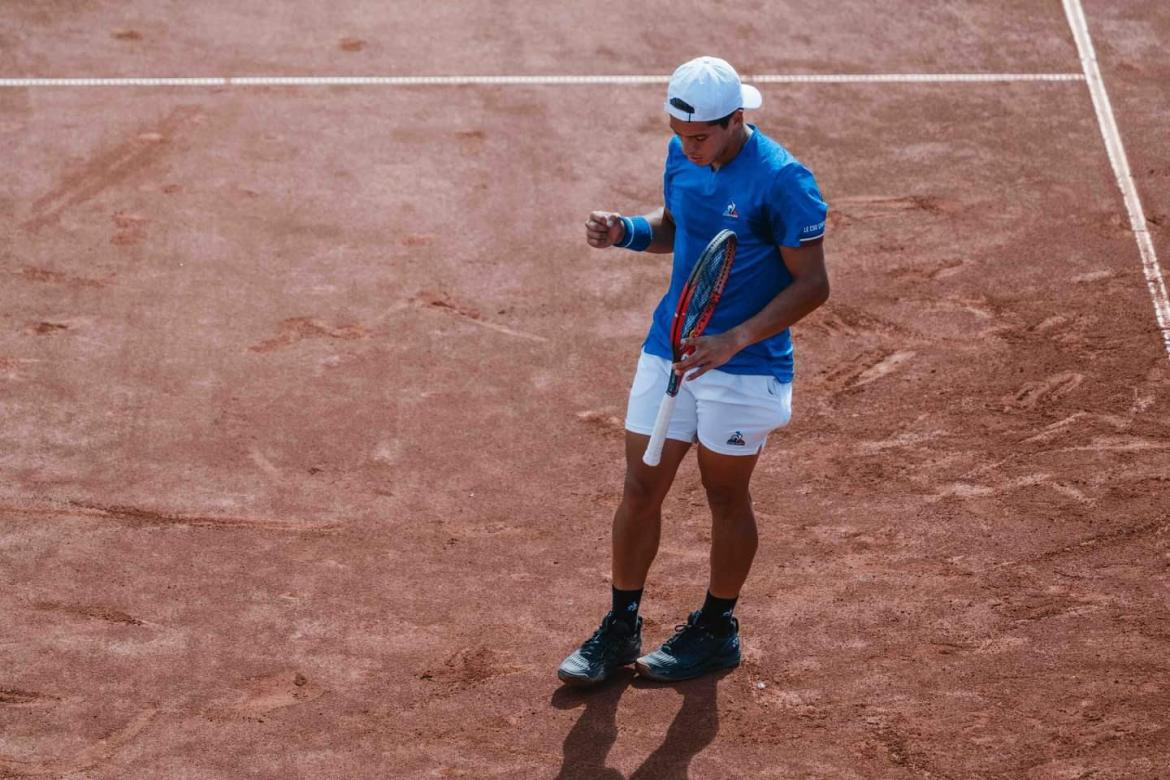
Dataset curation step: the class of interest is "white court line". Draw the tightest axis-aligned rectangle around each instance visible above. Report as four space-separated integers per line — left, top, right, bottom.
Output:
0 77 228 86
0 73 1084 88
1064 0 1170 361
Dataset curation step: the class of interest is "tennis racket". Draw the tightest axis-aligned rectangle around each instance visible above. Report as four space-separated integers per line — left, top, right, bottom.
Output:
642 228 738 467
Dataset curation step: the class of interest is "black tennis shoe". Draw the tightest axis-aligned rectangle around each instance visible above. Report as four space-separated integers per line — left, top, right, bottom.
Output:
634 610 741 682
557 611 642 687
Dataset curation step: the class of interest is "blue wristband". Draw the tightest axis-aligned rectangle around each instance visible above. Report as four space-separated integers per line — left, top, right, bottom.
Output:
616 215 653 251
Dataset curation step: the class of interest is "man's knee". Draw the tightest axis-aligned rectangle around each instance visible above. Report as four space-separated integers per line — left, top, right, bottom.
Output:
701 476 752 519
622 470 668 517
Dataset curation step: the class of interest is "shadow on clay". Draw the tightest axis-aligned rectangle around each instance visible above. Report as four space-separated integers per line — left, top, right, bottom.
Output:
550 669 727 779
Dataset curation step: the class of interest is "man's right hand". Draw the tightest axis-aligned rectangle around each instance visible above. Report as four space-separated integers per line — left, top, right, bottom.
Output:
585 211 627 248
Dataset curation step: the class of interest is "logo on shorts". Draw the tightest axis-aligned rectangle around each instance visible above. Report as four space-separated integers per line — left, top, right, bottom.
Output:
723 202 739 219
726 431 745 446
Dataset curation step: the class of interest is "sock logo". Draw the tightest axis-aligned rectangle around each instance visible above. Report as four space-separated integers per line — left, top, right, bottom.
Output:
627 602 638 612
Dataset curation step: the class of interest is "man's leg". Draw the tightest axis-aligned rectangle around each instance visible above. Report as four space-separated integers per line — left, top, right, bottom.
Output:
696 444 760 599
612 431 691 590
633 444 757 682
557 431 689 687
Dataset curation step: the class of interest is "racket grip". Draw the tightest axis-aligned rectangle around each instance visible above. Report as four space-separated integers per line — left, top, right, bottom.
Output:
642 392 679 467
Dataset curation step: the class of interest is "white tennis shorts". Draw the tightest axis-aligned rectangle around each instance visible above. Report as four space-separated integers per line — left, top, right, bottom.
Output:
624 351 792 456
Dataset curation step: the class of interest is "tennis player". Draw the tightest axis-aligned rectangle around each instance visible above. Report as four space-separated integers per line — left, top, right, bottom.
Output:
558 56 830 685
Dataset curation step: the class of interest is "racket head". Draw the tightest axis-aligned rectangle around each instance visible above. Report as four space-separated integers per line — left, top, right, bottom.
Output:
668 228 738 364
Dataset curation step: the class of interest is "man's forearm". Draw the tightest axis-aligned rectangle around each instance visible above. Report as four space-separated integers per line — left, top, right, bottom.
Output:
726 274 830 350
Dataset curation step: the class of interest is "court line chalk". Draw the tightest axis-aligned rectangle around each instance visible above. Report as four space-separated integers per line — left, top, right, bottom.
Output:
0 73 1085 88
1064 0 1170 361
0 77 228 86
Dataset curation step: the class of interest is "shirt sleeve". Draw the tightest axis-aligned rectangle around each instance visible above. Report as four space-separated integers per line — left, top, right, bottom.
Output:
769 162 828 247
663 136 681 209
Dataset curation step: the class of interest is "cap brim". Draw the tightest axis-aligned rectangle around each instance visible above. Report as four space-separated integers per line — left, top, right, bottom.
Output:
741 83 762 110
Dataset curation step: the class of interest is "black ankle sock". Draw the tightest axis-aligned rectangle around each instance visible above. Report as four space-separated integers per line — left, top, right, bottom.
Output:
611 586 643 626
698 591 737 631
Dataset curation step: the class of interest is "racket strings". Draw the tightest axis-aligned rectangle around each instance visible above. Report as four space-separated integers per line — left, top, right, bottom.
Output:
681 245 732 335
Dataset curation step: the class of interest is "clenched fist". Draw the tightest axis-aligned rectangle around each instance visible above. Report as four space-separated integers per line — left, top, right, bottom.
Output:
585 211 627 248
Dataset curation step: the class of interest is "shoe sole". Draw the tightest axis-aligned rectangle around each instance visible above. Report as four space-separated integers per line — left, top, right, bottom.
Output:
634 655 740 682
557 658 638 687
557 668 604 687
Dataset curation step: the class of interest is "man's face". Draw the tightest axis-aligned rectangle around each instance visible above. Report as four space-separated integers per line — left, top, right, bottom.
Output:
669 112 741 167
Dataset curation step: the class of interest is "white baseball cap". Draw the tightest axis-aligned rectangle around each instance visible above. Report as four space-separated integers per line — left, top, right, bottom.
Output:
664 56 762 122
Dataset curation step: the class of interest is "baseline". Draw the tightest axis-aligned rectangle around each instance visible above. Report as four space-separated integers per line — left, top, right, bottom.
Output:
0 73 1085 88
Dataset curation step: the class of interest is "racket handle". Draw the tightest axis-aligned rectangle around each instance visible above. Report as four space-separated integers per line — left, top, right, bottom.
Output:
642 392 679 467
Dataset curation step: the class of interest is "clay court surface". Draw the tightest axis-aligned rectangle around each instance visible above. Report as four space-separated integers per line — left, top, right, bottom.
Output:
2 2 1169 777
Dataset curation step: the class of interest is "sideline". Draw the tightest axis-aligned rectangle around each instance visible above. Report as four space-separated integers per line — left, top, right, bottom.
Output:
1063 0 1170 360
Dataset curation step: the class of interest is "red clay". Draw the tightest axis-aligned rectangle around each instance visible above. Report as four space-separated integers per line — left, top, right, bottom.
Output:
2 3 1169 778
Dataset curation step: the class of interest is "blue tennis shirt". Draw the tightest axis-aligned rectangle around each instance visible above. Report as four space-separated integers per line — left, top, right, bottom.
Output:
643 126 827 383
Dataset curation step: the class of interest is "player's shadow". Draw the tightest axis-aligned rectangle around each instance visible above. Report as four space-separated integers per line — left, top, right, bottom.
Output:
551 670 726 779
628 672 725 779
551 671 633 780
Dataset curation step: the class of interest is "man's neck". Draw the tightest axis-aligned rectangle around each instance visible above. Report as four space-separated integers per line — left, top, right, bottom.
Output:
711 124 753 171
